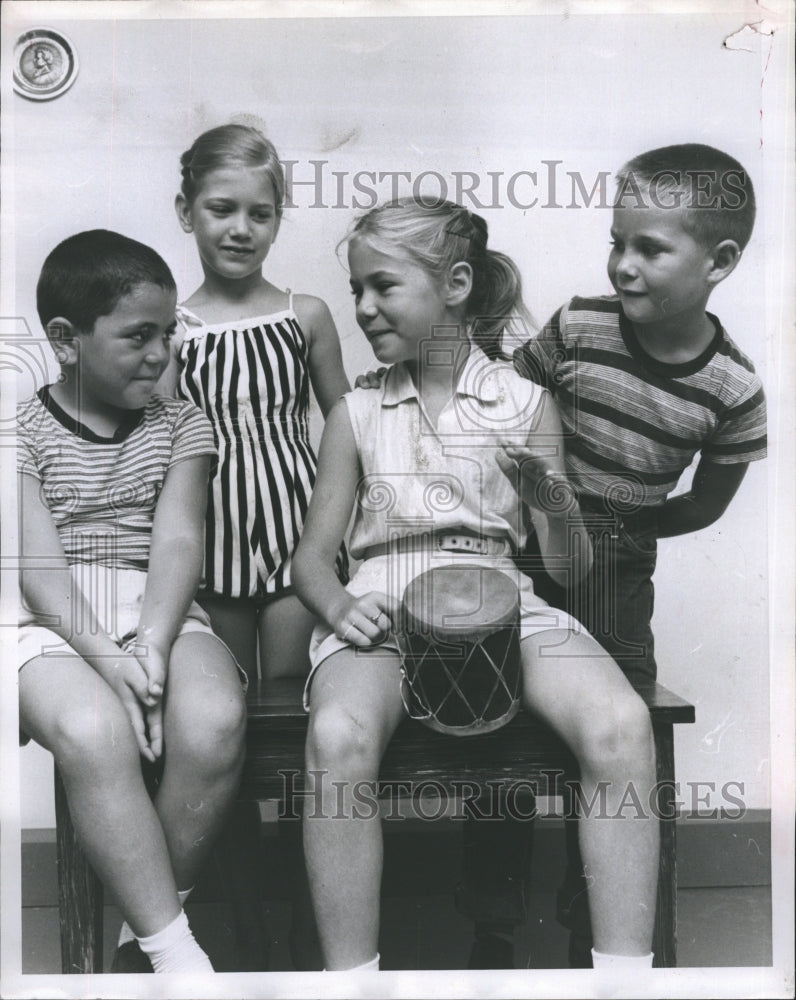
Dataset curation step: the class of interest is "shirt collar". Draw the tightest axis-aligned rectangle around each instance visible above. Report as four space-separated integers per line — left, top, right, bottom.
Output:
381 346 501 407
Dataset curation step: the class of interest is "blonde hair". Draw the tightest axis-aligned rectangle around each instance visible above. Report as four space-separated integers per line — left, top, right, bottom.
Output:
346 198 532 359
179 124 285 215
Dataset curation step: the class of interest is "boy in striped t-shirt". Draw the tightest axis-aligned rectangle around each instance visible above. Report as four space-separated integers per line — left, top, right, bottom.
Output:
460 144 766 968
17 231 248 974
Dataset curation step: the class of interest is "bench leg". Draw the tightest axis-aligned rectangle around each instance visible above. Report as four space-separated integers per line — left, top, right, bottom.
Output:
54 766 104 973
652 723 677 967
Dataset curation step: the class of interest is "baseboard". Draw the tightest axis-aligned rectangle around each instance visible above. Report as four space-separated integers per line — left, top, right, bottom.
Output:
20 808 770 908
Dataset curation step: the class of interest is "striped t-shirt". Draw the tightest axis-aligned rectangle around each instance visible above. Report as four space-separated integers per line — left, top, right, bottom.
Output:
513 295 767 508
17 389 217 570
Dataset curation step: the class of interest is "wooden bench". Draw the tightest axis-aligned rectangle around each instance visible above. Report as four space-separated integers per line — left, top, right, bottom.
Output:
53 674 694 973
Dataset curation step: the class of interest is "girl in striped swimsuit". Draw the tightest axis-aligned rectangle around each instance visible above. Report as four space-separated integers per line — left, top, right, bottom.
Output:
169 123 349 968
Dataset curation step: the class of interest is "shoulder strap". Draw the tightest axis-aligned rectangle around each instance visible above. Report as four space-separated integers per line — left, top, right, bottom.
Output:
286 288 294 311
175 303 205 327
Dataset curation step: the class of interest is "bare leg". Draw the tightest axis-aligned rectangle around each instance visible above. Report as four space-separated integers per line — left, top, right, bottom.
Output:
257 593 318 679
258 594 324 969
197 591 259 680
191 596 268 969
20 655 181 937
520 630 658 956
152 632 246 888
303 648 406 970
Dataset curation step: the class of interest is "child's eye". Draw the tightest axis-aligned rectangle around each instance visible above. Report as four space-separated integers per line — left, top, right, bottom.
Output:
253 213 273 223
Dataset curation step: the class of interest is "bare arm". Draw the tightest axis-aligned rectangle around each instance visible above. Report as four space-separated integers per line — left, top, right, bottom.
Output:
656 458 749 538
19 472 158 759
292 398 394 645
295 294 351 417
497 392 593 586
132 453 211 756
135 455 210 668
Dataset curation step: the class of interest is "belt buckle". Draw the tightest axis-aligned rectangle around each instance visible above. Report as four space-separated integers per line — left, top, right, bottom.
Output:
437 533 487 555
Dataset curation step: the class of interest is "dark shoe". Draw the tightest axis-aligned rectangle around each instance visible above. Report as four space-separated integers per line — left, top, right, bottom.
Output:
467 933 514 969
110 939 152 973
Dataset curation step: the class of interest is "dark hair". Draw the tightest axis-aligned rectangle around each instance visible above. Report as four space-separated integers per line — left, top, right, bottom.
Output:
36 229 176 335
346 198 532 359
615 143 756 250
179 124 285 215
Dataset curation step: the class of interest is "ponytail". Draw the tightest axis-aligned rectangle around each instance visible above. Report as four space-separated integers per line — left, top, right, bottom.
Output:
470 248 529 360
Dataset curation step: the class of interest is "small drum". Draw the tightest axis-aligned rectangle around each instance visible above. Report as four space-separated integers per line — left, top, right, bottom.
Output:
396 565 522 737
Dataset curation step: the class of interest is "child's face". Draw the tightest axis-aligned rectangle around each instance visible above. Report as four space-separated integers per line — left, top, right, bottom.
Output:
607 203 717 329
180 166 280 282
348 237 450 366
75 282 176 413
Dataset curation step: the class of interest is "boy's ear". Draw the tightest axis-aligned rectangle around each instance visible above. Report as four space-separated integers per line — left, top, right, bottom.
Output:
46 317 78 366
707 239 742 287
175 193 193 234
446 261 473 307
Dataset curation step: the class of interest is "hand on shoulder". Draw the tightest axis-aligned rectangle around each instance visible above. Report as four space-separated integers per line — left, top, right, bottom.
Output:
354 367 388 390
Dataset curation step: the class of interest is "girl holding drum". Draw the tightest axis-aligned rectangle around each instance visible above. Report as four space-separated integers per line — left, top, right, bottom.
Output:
292 198 658 974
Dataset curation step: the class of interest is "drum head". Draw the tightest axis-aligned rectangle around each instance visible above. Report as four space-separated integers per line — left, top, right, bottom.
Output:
401 564 518 643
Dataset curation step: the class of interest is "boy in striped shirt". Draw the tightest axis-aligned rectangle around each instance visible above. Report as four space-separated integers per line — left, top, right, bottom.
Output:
463 144 766 968
17 230 247 973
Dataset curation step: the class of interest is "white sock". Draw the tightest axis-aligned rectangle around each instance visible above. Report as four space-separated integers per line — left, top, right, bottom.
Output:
326 953 380 972
137 909 212 973
118 887 194 948
591 948 654 969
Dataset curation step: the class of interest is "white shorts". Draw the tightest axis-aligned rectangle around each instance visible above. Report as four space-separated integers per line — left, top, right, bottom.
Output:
18 564 247 688
304 551 581 710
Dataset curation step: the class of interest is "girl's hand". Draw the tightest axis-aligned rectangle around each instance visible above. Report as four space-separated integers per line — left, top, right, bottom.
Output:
333 591 397 647
354 368 387 390
496 445 578 517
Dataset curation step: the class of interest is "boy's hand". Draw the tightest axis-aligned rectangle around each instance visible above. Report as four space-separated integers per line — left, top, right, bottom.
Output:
99 657 161 762
132 641 169 703
354 368 387 390
132 642 170 760
333 591 397 647
497 445 577 516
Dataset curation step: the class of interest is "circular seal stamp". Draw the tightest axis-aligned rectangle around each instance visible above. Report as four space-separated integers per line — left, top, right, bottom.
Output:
13 28 78 101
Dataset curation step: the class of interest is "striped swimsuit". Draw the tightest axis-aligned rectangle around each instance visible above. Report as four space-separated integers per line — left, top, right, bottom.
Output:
176 295 335 600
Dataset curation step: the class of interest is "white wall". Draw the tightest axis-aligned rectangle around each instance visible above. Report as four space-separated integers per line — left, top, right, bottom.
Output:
2 5 786 827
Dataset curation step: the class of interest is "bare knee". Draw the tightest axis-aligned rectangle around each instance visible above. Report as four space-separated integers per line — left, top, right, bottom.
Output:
169 689 247 773
51 698 139 779
306 704 380 779
579 692 654 777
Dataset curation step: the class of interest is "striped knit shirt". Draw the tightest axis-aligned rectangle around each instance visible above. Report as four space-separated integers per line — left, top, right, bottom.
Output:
513 295 767 508
17 389 217 570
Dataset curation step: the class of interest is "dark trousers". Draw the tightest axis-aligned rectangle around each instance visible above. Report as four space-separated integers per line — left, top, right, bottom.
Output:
456 503 659 961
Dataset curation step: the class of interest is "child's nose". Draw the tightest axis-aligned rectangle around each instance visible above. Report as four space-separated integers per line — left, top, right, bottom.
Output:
229 212 251 237
146 338 170 365
614 250 639 279
356 290 378 319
